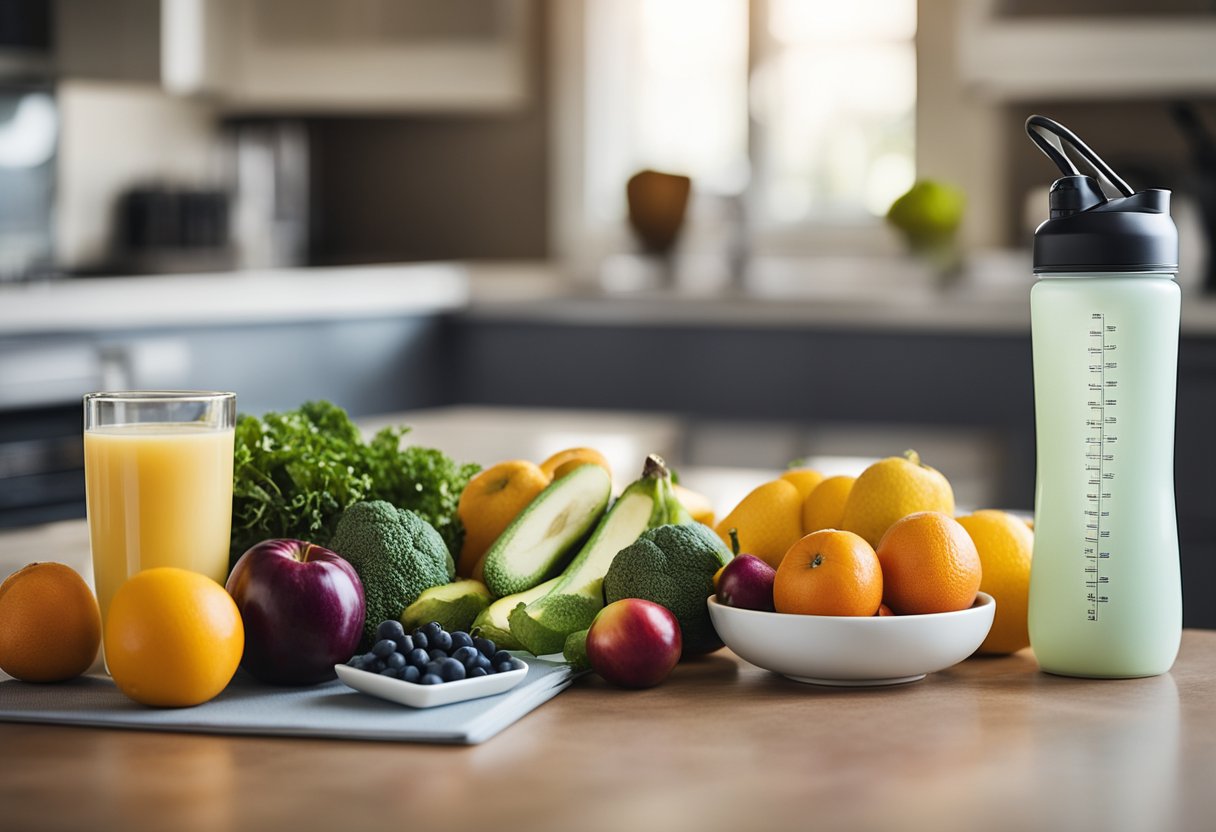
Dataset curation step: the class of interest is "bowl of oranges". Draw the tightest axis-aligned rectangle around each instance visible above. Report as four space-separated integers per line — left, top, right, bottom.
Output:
706 453 1027 686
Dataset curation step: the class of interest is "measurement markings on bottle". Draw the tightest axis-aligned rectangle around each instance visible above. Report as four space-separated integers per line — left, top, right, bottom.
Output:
1084 314 1116 621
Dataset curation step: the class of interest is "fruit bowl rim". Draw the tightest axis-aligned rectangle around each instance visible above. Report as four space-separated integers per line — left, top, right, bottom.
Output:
707 591 994 622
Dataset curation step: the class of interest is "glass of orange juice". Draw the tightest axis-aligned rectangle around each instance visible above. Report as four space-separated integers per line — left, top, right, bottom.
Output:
83 391 236 628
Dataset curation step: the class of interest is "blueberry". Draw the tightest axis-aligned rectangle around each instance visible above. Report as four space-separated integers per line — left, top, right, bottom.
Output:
422 621 444 642
491 650 512 667
407 648 430 669
429 649 448 662
426 661 445 677
370 659 387 673
450 631 474 651
401 665 421 684
420 674 444 685
347 655 365 669
386 652 406 670
411 629 429 650
376 620 405 642
452 646 479 667
473 637 496 657
430 631 453 653
475 654 492 671
372 639 396 658
468 666 489 678
439 658 466 682
379 667 398 677
394 633 414 654
494 661 515 674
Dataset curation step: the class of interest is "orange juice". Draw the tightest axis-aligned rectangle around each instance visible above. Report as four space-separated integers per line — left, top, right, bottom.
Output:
84 423 234 623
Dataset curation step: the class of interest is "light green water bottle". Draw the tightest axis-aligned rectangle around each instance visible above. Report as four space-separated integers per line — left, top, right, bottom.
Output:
1026 116 1182 678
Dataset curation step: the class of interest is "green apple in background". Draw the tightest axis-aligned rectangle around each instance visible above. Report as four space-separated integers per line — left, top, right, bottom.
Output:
886 179 966 250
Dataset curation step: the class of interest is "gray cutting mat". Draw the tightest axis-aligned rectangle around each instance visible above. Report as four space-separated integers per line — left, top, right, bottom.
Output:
0 656 575 745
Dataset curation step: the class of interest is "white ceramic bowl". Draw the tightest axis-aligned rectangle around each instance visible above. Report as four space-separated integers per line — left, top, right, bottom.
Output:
707 593 995 687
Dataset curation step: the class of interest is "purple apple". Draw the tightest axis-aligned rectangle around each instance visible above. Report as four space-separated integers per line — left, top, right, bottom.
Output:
716 554 776 611
226 539 365 685
586 599 682 688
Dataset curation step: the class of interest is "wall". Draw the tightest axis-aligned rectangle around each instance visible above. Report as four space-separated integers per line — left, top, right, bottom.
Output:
302 1 550 264
55 80 220 270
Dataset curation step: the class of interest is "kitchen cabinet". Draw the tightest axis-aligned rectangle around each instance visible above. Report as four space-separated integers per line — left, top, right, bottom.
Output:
161 0 533 113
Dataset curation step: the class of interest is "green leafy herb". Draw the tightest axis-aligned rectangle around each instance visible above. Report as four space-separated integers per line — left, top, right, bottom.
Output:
230 401 479 570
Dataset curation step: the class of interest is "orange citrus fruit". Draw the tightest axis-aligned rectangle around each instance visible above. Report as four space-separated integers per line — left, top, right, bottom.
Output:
714 479 804 569
539 447 612 481
104 567 243 707
780 468 825 502
801 475 856 534
957 510 1033 654
0 562 101 682
457 460 550 576
877 603 895 617
840 451 954 547
876 511 981 615
774 530 883 616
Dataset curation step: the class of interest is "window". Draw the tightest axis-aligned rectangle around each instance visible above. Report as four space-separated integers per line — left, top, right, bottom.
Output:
565 0 917 251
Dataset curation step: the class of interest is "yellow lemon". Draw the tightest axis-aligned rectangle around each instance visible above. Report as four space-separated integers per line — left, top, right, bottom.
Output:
780 468 825 502
714 479 803 569
801 475 856 534
538 447 612 481
957 510 1033 654
840 450 954 548
673 483 716 527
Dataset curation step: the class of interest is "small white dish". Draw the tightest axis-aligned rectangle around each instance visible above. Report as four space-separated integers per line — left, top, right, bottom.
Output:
707 592 995 687
334 658 528 708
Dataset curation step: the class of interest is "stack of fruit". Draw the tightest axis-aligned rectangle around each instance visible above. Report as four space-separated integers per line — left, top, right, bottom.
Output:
712 451 1033 657
0 424 1032 710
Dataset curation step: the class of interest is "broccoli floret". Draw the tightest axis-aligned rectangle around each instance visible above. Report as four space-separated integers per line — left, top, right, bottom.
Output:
328 500 456 647
603 523 732 655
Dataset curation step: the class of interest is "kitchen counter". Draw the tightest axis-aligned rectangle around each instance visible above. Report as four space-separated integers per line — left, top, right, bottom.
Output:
1 522 1214 832
7 258 1216 336
0 263 469 335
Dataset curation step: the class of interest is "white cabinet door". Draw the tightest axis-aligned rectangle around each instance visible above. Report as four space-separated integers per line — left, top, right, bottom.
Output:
162 0 533 113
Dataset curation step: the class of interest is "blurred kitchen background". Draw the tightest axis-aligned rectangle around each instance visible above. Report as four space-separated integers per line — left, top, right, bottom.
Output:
1 0 1215 621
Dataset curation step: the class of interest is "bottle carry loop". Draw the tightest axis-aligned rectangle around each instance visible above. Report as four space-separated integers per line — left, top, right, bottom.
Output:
1026 115 1134 198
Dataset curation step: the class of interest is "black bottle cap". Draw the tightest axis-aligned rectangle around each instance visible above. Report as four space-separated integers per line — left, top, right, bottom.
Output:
1027 116 1178 275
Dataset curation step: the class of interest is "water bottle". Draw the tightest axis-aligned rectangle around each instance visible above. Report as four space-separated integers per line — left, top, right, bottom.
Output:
1025 115 1182 678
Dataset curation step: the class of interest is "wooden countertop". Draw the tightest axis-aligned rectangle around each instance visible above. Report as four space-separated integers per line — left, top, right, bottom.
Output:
1 635 1213 832
2 525 1214 831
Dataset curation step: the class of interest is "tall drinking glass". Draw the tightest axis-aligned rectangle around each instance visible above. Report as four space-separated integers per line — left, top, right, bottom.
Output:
83 391 236 626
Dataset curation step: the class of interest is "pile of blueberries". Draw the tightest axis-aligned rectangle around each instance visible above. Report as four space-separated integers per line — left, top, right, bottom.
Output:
347 620 517 685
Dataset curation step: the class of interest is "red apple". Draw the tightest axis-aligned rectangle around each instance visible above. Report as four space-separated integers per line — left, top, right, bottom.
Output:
586 599 681 688
226 539 365 685
716 554 776 611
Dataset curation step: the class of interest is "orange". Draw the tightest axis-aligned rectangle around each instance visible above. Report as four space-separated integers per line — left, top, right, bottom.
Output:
0 562 100 682
780 468 825 502
457 460 550 576
673 483 716 527
876 511 981 615
539 447 612 481
801 475 856 534
104 567 243 707
714 479 804 569
774 530 883 616
957 510 1033 654
877 604 895 617
840 451 954 547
